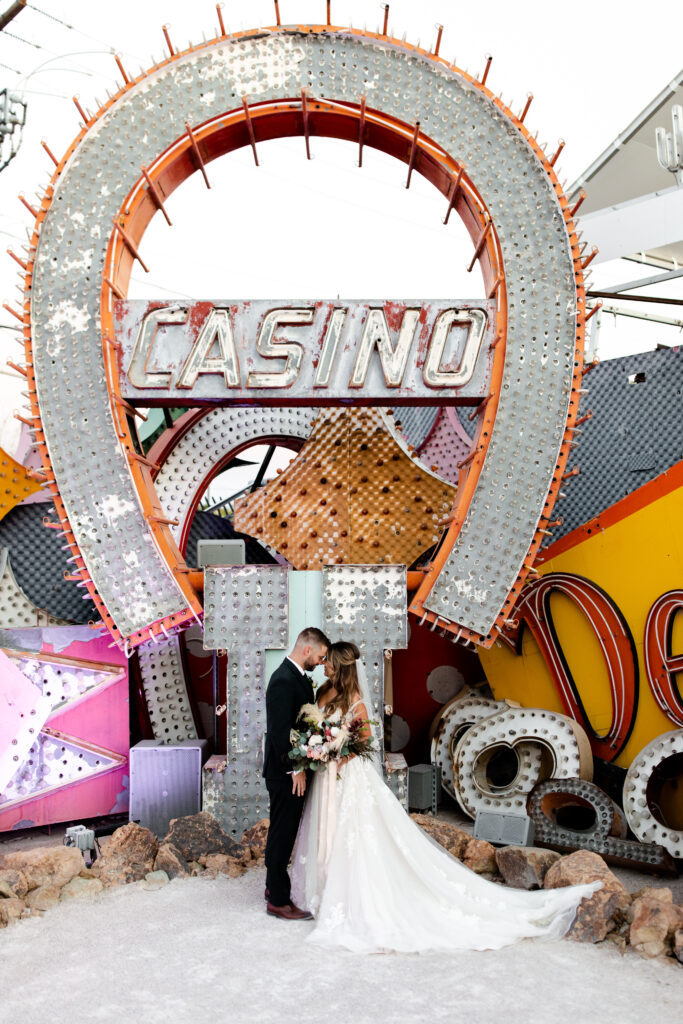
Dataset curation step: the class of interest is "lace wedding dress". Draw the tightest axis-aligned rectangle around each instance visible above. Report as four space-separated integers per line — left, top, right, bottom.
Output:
291 702 600 954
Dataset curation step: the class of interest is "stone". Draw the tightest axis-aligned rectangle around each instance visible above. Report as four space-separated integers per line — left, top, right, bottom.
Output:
26 885 62 912
143 870 169 890
93 822 158 886
544 850 629 943
187 861 204 876
154 843 190 880
570 888 632 943
463 838 497 875
0 897 26 927
199 853 247 879
410 814 470 860
627 886 673 915
674 929 683 964
544 850 624 892
162 812 249 864
629 890 683 959
240 819 269 862
60 876 104 901
495 846 561 890
0 880 13 899
605 930 628 956
1 846 84 891
0 868 29 899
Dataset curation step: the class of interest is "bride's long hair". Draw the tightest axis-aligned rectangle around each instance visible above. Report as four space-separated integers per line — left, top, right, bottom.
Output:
318 640 361 716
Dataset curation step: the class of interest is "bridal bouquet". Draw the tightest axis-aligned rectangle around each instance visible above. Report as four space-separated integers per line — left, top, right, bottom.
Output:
288 702 379 774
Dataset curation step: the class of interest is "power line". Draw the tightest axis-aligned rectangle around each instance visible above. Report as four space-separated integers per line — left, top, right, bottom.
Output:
26 3 144 63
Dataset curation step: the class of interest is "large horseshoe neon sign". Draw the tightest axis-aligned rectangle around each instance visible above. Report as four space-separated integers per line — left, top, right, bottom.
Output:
17 23 587 651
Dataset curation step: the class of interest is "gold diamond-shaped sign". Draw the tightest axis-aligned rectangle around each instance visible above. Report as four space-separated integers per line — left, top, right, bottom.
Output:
234 408 456 569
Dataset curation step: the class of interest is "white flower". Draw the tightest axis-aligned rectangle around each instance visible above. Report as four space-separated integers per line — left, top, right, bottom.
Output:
308 734 323 746
330 726 340 737
299 703 326 724
329 725 351 752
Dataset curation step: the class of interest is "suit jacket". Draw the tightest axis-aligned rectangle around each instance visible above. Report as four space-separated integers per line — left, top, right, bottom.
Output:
263 658 314 780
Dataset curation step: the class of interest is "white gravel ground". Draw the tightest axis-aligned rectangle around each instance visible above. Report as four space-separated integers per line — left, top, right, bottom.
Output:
0 867 680 1024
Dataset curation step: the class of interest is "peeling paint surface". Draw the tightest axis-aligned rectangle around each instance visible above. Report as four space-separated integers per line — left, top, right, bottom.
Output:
30 30 577 639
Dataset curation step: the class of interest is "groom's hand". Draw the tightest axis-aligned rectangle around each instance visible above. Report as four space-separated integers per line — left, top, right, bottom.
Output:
292 771 306 797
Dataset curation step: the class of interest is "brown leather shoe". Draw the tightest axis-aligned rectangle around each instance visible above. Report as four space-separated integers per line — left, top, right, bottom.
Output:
266 901 313 921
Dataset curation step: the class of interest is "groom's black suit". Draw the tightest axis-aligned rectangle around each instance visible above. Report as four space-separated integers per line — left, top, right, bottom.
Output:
263 657 314 907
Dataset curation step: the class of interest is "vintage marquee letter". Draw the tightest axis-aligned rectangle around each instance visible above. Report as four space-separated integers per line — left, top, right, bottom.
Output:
644 590 683 727
508 573 638 761
313 308 347 388
423 308 487 388
176 308 240 390
349 308 420 388
246 308 313 389
127 304 188 389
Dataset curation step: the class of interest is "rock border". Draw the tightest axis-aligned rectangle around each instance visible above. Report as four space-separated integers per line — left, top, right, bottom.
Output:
1 813 680 963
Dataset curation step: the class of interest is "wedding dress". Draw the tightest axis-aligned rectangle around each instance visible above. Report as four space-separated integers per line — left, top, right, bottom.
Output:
291 700 601 954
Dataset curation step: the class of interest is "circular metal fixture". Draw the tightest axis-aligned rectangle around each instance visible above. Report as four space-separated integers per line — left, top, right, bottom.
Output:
453 706 593 817
623 728 683 857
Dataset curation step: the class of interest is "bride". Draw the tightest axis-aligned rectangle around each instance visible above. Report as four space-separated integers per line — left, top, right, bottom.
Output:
290 640 601 954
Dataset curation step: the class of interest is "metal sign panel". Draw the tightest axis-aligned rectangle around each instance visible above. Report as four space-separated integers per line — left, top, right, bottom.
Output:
115 299 495 405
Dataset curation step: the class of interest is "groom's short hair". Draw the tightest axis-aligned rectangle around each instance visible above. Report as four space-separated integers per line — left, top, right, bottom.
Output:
296 627 330 649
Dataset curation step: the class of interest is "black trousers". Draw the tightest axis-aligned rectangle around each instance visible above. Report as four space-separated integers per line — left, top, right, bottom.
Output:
265 777 305 906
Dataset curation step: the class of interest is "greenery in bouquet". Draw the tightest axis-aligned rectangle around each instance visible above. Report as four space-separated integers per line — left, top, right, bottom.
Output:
288 702 379 774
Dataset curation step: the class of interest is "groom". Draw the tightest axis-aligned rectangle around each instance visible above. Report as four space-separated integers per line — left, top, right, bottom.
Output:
263 626 330 920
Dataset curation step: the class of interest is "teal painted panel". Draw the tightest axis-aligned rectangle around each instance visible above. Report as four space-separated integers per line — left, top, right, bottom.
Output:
264 571 325 693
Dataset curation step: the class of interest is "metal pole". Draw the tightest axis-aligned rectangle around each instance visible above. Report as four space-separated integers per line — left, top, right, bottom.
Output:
0 0 27 32
250 445 276 492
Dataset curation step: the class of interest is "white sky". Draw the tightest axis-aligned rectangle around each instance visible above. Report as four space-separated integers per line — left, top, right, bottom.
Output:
0 0 681 464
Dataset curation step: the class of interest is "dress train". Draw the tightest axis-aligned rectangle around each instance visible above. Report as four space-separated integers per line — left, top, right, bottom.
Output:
291 755 600 954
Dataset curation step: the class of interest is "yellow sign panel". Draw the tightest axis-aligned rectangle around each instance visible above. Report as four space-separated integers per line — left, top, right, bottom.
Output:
480 461 683 768
0 446 42 522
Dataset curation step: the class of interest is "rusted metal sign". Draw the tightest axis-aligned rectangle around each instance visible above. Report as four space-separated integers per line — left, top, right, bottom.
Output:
114 299 495 405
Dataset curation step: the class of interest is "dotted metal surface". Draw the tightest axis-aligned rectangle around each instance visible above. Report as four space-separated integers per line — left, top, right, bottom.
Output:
0 504 95 623
0 649 53 795
389 407 440 450
528 777 626 843
202 755 271 842
417 408 474 485
429 690 507 805
623 728 683 857
5 652 124 714
154 407 316 547
551 348 683 539
136 636 198 743
453 707 593 817
202 566 289 837
0 728 125 811
528 776 674 872
234 408 454 570
203 565 289 653
28 28 578 643
322 563 407 728
0 550 69 629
